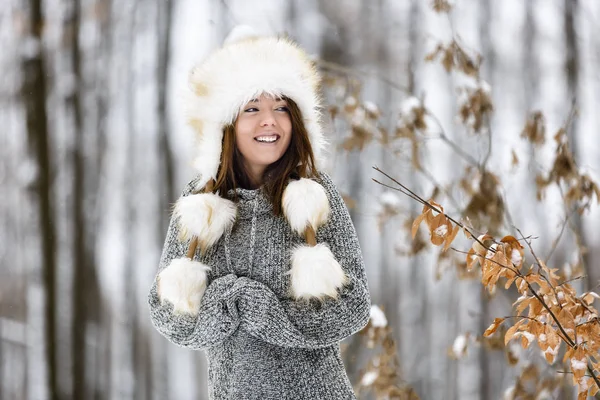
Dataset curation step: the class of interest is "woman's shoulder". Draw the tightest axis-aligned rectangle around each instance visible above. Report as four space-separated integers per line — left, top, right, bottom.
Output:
313 169 334 187
180 174 204 197
312 170 345 206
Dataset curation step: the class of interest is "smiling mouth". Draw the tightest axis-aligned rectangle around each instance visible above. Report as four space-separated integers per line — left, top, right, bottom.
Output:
254 135 280 143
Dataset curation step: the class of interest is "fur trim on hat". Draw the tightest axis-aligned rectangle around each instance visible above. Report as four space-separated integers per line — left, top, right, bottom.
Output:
285 243 349 301
282 178 330 236
184 34 327 180
157 258 211 315
174 193 237 252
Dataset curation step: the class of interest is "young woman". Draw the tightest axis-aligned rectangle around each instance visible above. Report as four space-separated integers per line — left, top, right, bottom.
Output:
148 27 371 400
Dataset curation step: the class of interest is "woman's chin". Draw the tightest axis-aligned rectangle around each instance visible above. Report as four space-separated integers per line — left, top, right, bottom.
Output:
251 154 285 165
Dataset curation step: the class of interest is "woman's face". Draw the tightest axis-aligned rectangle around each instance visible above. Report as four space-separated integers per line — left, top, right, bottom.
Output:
234 93 292 184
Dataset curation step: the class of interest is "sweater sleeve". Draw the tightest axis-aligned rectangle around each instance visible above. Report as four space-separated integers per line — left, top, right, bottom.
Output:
232 171 372 349
147 178 241 350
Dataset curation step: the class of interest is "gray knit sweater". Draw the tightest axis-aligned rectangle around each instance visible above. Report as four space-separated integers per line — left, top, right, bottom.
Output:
148 171 371 399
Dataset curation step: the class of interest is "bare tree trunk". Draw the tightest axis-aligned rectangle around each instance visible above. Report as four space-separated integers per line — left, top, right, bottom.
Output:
126 2 139 397
20 0 58 398
61 1 87 398
478 1 494 398
156 0 176 232
564 0 591 294
93 2 112 397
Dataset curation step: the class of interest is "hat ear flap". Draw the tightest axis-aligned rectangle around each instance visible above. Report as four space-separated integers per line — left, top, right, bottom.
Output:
282 178 349 302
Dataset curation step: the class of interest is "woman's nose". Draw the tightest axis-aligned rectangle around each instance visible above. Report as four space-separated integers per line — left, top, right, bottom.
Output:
260 110 276 126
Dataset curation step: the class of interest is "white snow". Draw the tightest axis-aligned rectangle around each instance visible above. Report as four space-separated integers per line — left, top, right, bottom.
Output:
579 376 590 392
361 371 378 386
351 107 366 126
538 334 546 342
545 343 560 356
434 224 448 237
452 334 467 357
503 385 516 400
345 96 358 107
486 243 498 260
399 96 422 123
364 101 379 114
510 249 522 266
514 331 535 344
571 359 587 371
369 305 388 327
379 191 401 209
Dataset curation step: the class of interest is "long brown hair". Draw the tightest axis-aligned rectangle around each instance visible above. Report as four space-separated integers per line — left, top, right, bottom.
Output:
212 96 318 216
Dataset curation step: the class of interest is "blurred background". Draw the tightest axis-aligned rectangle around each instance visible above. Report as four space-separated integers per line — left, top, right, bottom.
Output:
1 0 599 399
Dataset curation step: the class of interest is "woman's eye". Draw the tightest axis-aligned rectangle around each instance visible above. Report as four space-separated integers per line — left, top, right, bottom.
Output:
276 106 289 112
244 107 258 112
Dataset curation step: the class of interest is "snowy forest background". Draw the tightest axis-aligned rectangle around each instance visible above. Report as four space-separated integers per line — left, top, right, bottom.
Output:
1 0 600 399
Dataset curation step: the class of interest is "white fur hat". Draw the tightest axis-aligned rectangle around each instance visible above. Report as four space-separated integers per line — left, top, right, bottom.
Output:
184 25 327 189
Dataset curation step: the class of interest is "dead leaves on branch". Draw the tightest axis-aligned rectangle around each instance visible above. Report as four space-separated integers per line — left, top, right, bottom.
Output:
503 364 565 400
356 306 421 400
425 40 493 133
458 85 494 133
531 122 600 212
521 111 546 146
411 201 459 251
425 41 481 77
330 94 383 152
462 170 505 235
408 194 600 396
395 98 428 170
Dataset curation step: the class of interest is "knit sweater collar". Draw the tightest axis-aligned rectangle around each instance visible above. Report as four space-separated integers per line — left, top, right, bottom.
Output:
226 186 273 219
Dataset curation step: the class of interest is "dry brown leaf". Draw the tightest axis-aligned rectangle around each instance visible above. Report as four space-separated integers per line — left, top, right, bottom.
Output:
442 223 460 252
483 318 505 337
429 213 448 246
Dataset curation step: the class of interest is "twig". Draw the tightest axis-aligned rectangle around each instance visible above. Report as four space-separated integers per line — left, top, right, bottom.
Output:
559 275 587 286
450 248 520 277
498 186 517 236
556 370 596 378
502 315 543 323
317 59 411 94
372 179 427 207
414 165 462 212
515 227 563 308
576 317 599 328
480 113 493 171
373 167 494 252
545 206 577 265
515 229 575 348
425 110 480 167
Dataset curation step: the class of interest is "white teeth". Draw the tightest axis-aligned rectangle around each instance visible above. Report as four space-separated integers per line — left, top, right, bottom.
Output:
255 136 278 143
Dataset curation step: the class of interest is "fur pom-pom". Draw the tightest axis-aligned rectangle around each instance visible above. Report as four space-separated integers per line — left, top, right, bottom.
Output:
174 193 237 251
282 178 330 236
157 258 211 315
284 243 349 301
